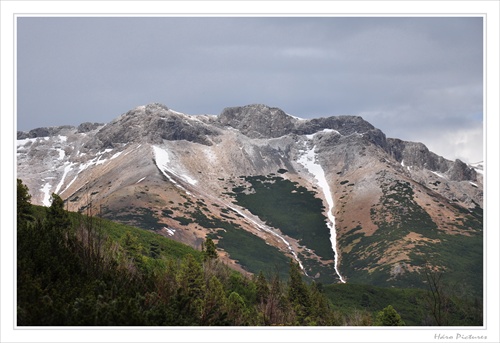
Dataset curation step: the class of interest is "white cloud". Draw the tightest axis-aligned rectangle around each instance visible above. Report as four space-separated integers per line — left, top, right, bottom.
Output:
424 125 484 163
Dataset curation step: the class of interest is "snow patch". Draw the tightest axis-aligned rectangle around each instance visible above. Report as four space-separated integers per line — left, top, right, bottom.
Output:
431 171 447 179
123 144 142 156
470 162 484 176
297 141 346 283
56 148 65 160
400 160 411 172
95 156 108 165
110 151 123 160
305 128 339 140
61 174 78 195
286 113 306 121
169 109 184 115
152 145 198 186
54 163 73 195
96 149 113 156
163 227 176 236
136 177 146 184
153 146 176 183
78 160 92 173
40 182 52 207
182 174 198 185
16 138 37 147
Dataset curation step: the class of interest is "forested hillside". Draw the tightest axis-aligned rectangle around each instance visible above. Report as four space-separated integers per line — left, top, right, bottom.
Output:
16 179 482 326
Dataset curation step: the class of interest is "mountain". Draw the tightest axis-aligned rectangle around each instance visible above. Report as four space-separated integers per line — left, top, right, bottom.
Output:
17 103 483 293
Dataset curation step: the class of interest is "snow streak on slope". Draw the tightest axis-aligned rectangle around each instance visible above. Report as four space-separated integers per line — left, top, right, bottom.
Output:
197 144 308 274
54 163 74 195
152 145 197 194
225 204 308 275
297 139 346 283
40 182 52 207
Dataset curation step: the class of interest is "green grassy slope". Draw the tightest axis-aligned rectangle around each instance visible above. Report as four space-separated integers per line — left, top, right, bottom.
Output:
19 194 481 326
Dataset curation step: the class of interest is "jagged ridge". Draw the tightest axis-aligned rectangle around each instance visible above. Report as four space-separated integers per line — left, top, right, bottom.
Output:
17 102 483 292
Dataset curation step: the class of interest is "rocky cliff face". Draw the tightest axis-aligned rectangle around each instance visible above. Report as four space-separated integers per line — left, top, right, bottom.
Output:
17 125 78 139
17 103 483 294
89 103 219 148
217 104 295 138
386 138 476 181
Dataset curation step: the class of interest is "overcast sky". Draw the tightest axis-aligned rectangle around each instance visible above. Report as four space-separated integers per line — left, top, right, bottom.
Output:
17 16 483 163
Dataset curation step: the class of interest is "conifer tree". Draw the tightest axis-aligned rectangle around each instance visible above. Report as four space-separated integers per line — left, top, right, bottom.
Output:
226 291 248 326
201 276 227 325
46 193 71 232
202 237 218 261
17 179 33 225
177 254 204 323
309 281 333 325
255 271 270 304
287 260 311 323
45 193 72 256
374 305 405 326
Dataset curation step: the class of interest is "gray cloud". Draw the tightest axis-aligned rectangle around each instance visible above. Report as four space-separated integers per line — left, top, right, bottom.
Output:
17 16 483 162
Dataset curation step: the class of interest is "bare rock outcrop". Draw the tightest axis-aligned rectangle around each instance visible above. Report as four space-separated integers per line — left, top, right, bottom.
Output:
217 104 295 138
17 125 75 139
89 103 219 149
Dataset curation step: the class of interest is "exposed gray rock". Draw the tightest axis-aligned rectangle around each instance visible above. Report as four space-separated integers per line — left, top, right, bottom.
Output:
217 104 295 138
386 138 476 181
17 131 29 140
89 103 218 149
448 159 477 181
217 105 387 151
363 128 388 150
17 125 75 139
152 113 218 145
387 138 451 172
77 122 103 133
145 102 169 114
293 115 375 137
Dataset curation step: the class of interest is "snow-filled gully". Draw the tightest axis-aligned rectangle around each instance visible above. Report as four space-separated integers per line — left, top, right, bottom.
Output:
297 139 346 283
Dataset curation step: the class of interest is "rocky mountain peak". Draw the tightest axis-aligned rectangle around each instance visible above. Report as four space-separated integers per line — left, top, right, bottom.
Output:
145 102 170 114
87 103 219 149
217 104 295 138
293 115 375 136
